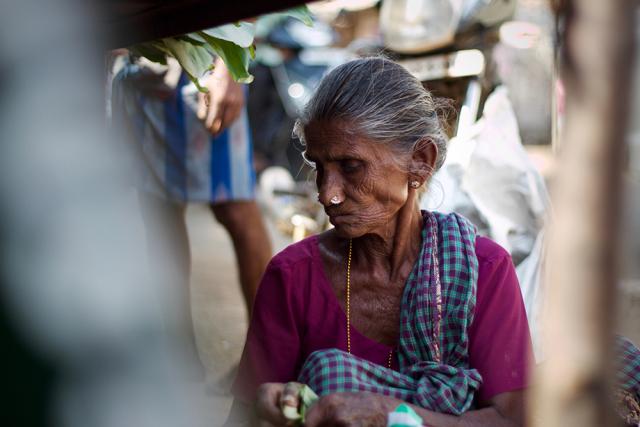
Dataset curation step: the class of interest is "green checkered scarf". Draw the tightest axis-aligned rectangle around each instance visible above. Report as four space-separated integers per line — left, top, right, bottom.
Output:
297 211 483 415
614 335 640 424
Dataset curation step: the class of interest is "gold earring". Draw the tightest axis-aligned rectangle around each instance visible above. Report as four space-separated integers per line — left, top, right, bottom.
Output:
410 181 420 188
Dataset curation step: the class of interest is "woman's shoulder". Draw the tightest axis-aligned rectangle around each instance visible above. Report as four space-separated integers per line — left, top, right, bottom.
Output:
468 236 532 401
262 232 336 303
268 234 321 273
473 236 522 323
428 211 509 265
254 234 332 326
474 235 517 295
427 211 510 261
475 235 512 265
472 235 520 316
254 235 321 313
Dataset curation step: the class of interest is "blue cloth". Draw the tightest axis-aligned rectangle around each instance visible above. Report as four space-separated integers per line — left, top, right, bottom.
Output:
112 61 256 204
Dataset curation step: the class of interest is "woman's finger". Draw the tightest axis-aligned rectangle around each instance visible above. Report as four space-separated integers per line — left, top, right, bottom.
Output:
255 383 289 425
280 382 302 413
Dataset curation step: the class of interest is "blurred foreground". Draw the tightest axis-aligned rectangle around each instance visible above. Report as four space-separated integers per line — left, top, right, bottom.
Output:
186 203 289 424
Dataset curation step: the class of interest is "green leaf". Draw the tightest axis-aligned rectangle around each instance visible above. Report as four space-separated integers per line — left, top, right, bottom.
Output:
186 32 207 44
128 8 312 92
128 43 167 65
201 22 255 48
282 5 314 26
299 385 318 421
198 32 254 83
185 73 208 93
300 385 318 407
279 384 318 424
161 37 214 82
175 34 206 47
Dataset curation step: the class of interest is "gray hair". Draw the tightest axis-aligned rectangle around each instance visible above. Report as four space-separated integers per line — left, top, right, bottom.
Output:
294 57 450 174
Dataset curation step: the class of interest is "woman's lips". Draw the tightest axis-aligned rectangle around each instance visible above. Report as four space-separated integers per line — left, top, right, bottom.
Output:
328 212 351 225
325 206 353 225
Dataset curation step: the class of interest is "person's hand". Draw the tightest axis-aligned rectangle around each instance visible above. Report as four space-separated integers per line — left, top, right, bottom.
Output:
197 56 245 136
255 382 304 427
304 392 388 427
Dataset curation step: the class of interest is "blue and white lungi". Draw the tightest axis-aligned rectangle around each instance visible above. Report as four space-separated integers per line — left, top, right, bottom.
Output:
111 59 256 204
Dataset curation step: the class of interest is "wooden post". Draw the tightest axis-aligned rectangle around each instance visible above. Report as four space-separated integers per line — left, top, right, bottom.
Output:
530 0 636 425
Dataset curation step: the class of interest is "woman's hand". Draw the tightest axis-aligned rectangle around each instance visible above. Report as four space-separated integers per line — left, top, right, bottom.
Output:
302 390 524 427
254 382 305 426
304 392 389 427
251 387 522 427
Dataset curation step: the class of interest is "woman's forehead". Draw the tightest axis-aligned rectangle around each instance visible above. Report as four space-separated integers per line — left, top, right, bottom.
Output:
305 119 351 141
304 120 388 159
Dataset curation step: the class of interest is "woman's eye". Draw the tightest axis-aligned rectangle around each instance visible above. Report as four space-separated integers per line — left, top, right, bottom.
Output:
341 160 362 173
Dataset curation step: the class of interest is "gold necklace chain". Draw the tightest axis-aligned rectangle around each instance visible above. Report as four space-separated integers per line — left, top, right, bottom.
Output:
346 238 394 369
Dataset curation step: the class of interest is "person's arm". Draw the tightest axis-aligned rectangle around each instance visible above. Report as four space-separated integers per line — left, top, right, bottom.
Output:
467 239 533 406
197 56 245 136
225 256 306 426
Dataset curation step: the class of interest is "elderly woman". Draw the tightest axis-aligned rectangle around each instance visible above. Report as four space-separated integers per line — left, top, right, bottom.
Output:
228 57 533 426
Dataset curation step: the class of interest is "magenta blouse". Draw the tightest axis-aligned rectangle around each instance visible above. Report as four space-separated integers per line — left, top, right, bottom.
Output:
233 234 533 406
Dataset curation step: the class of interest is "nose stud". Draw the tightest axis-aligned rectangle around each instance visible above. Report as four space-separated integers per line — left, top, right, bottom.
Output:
330 195 342 205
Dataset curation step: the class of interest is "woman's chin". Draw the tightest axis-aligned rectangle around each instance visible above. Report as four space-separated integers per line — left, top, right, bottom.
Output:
331 221 364 239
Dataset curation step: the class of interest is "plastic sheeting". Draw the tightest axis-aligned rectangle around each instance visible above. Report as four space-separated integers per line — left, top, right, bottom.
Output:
422 86 549 359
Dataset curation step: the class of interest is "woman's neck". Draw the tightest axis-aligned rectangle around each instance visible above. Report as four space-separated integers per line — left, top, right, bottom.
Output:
353 196 423 282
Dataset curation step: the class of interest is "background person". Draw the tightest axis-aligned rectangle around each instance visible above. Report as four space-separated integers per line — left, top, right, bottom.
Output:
112 55 272 380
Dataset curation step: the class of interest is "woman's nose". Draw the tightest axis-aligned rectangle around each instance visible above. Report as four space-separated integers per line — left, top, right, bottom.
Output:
317 170 344 206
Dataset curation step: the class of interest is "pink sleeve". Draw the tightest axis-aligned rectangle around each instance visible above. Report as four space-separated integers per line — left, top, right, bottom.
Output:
469 241 534 403
232 258 304 403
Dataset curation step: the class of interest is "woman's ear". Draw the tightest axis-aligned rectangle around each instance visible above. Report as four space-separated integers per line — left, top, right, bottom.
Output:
410 138 438 183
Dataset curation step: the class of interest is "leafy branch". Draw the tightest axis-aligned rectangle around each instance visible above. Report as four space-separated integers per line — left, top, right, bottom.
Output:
128 6 312 92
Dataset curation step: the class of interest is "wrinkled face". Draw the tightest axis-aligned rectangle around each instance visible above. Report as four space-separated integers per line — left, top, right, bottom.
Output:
304 120 411 238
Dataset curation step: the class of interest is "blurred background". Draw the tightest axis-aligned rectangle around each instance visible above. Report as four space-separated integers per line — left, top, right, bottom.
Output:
1 0 638 426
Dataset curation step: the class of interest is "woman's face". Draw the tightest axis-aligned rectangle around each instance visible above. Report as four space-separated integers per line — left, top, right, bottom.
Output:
304 120 412 239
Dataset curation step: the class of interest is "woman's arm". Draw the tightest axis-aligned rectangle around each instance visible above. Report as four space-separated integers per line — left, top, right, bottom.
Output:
231 257 304 403
304 390 525 427
224 387 524 427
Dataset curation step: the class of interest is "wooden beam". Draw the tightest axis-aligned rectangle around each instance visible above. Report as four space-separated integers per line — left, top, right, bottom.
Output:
102 0 307 49
530 0 636 425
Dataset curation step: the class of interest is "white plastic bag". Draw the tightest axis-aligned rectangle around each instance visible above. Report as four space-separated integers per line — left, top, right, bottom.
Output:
422 86 549 359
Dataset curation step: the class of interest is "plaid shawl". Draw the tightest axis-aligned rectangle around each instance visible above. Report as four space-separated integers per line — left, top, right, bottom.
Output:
616 335 640 400
297 211 483 415
614 335 640 424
